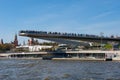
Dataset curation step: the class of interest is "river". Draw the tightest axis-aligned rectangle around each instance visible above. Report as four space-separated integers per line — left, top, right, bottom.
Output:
0 59 120 80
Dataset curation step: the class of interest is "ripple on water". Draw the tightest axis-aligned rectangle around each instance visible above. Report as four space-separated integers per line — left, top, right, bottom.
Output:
0 74 9 80
0 60 120 80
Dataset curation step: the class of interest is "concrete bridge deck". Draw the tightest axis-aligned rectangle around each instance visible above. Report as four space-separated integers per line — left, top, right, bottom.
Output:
19 30 120 43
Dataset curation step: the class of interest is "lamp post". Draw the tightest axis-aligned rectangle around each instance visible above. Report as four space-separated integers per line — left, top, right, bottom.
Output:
100 32 104 50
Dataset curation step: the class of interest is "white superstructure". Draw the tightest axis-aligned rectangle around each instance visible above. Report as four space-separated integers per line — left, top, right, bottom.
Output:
16 45 52 52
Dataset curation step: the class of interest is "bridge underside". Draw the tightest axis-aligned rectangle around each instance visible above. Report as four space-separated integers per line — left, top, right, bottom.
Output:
38 37 90 47
20 34 90 47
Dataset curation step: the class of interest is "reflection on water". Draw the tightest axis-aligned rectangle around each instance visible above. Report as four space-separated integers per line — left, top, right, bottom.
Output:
0 59 120 80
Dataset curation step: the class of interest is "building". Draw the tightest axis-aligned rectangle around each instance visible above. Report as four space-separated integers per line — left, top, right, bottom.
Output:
14 34 18 47
28 38 35 45
0 39 4 44
16 45 53 52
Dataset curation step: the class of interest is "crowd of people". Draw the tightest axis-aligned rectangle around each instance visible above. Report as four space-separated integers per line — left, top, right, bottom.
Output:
19 30 119 39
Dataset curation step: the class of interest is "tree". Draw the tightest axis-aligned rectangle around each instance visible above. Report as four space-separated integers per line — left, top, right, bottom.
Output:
0 43 14 52
104 43 113 50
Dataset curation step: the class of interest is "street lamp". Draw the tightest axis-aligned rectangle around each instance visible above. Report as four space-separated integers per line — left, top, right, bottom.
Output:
100 32 104 50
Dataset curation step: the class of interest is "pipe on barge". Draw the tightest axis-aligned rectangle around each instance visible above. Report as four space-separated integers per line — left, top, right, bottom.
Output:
52 58 105 61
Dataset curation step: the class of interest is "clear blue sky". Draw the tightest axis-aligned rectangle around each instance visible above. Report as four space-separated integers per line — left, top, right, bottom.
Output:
0 0 120 44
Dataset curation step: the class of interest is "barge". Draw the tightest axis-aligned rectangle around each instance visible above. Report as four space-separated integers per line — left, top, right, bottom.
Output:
0 50 120 61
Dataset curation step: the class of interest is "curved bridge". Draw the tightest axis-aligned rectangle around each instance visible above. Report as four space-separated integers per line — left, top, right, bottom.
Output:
19 30 120 46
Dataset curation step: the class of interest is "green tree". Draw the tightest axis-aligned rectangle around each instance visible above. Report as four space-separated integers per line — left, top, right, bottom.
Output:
0 43 14 52
104 43 113 50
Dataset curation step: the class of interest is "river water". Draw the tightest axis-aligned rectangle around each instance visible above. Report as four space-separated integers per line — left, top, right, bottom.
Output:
0 59 120 80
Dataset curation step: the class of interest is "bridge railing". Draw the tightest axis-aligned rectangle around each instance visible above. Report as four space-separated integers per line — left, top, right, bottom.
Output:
19 30 120 39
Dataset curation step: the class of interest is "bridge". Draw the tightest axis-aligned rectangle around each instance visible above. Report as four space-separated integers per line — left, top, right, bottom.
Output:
19 30 120 47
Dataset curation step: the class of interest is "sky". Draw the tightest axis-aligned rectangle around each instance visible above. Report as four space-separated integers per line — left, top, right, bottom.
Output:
0 0 120 44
